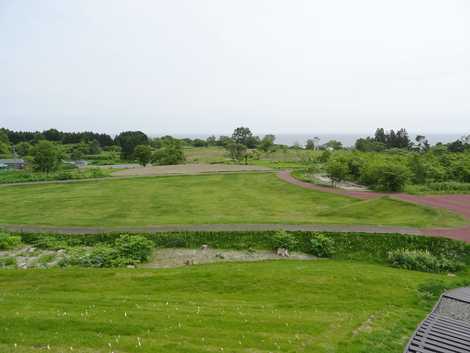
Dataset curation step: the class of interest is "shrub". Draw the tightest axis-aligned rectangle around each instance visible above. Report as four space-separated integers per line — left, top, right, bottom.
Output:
0 233 22 250
32 236 68 250
65 246 121 268
115 234 154 262
271 230 297 250
309 233 335 258
0 257 16 268
387 249 464 273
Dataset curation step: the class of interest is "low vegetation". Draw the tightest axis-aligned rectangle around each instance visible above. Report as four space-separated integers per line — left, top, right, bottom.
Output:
0 167 110 184
0 260 469 353
7 230 468 271
0 173 464 227
387 249 465 273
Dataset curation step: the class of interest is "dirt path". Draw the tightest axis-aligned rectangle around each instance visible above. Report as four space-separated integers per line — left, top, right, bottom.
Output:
277 170 470 241
278 170 470 217
111 163 272 177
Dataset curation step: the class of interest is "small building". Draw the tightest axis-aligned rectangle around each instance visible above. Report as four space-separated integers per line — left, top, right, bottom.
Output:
0 159 25 170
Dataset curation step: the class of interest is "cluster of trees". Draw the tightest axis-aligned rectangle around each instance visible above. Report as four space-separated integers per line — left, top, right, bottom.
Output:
114 131 185 166
323 148 470 192
1 128 114 147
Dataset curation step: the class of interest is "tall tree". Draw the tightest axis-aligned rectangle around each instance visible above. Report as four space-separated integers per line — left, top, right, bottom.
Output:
115 131 148 160
134 145 153 166
32 141 60 173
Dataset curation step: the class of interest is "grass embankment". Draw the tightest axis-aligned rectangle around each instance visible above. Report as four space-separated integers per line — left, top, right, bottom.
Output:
0 260 467 353
0 173 464 227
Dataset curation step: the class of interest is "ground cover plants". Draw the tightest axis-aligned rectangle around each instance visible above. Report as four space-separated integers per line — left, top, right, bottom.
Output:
0 167 110 184
0 173 465 227
8 230 469 270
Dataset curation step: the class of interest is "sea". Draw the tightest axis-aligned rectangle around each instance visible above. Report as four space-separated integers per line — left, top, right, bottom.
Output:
165 133 465 147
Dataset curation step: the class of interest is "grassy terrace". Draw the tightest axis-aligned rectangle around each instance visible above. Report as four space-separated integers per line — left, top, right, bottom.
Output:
0 173 464 227
0 260 460 353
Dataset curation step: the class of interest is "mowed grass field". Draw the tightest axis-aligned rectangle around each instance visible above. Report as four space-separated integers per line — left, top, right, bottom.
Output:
0 173 464 227
0 261 456 353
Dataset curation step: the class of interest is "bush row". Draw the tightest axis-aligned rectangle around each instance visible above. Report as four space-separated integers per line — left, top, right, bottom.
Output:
17 230 470 269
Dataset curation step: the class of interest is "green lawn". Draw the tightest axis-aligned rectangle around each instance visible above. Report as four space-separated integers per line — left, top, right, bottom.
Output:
0 260 457 353
0 173 464 227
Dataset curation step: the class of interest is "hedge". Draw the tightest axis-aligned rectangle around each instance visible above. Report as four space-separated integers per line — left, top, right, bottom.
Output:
17 231 470 266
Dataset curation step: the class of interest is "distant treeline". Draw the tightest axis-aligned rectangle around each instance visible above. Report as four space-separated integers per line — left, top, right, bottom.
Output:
1 128 114 147
1 127 469 153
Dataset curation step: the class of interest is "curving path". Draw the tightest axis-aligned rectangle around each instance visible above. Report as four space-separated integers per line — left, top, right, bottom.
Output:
0 169 468 242
277 170 470 242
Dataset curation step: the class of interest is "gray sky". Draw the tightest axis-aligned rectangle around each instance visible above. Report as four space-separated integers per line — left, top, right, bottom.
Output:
1 0 469 135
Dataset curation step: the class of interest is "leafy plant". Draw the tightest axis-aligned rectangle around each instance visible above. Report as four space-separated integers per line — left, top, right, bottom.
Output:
271 230 297 250
0 233 22 250
309 233 335 258
115 234 154 262
387 249 464 273
0 256 16 268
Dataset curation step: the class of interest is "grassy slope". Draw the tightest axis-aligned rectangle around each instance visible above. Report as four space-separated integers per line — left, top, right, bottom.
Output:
0 173 464 227
0 261 455 353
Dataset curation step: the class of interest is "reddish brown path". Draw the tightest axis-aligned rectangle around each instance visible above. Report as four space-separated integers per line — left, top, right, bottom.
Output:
277 170 470 242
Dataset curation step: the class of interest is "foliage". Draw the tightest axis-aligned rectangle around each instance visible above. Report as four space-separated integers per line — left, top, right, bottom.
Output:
64 245 123 268
0 168 110 184
405 182 470 194
323 140 343 150
32 140 60 173
152 139 185 165
18 230 470 268
271 230 298 250
374 163 410 192
115 234 154 262
326 158 349 185
114 131 149 160
259 134 276 152
15 141 32 157
0 233 22 250
134 144 153 166
0 257 16 268
387 249 464 273
226 141 247 162
309 233 335 257
0 141 10 156
232 127 259 148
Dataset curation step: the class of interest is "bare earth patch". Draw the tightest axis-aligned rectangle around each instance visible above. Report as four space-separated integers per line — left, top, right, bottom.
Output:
142 248 316 268
111 163 272 177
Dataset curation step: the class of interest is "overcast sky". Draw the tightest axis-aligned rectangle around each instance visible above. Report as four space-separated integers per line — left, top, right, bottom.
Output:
1 0 469 135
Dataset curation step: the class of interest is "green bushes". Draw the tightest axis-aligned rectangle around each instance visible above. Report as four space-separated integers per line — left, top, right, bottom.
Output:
309 233 335 258
406 182 470 194
0 232 22 250
387 249 464 273
0 257 16 268
16 230 470 272
0 168 110 184
59 234 154 268
271 230 298 250
115 234 154 262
